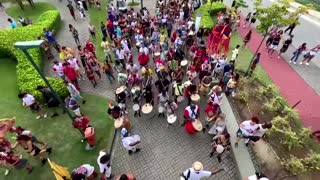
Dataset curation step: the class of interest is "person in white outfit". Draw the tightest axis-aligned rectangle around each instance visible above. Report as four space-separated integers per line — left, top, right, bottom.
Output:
181 161 224 180
97 150 112 179
121 128 141 155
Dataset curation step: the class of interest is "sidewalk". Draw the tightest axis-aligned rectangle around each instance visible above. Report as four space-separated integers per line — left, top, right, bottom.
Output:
237 18 320 132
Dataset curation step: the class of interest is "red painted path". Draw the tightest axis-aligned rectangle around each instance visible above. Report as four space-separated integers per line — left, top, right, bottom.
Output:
237 21 320 132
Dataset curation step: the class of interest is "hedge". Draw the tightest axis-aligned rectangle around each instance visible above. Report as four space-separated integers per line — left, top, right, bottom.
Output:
193 1 226 30
0 10 68 100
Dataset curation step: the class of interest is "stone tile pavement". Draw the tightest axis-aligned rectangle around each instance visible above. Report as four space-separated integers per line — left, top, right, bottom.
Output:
2 0 239 179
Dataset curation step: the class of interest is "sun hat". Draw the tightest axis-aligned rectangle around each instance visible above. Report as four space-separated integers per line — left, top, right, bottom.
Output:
116 86 126 95
192 161 203 171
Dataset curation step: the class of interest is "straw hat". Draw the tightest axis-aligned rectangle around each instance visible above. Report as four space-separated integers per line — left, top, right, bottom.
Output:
116 86 126 95
114 117 124 128
180 59 188 66
191 94 200 102
192 119 203 131
192 161 203 171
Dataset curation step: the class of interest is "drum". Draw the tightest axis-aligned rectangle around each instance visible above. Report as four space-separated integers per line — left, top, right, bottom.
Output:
131 86 141 94
141 103 153 114
216 144 225 154
180 59 188 67
132 104 140 111
177 96 184 103
167 114 177 124
114 117 124 129
136 42 141 47
158 105 165 113
191 94 200 103
154 52 161 57
192 119 203 132
185 121 197 134
123 117 132 130
118 103 126 110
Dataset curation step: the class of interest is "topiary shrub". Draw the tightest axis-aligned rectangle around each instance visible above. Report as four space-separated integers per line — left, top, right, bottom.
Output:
193 1 226 30
0 10 68 100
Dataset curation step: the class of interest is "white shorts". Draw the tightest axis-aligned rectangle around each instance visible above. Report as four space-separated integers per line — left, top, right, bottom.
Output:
73 108 81 116
269 44 278 50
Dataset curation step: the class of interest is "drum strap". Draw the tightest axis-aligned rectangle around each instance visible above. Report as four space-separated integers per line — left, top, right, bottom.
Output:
190 108 198 119
177 84 183 96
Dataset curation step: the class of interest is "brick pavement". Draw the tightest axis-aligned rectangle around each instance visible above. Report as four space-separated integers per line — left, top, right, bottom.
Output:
2 0 240 179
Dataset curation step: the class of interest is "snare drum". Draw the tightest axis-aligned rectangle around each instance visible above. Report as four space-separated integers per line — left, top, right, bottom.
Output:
190 94 200 103
114 117 124 129
158 105 165 113
141 103 153 114
180 59 188 67
118 103 126 110
192 119 203 132
132 104 140 111
167 114 177 124
131 86 141 94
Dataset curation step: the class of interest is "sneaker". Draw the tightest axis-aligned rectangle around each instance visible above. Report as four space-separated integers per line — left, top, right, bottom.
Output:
43 114 47 118
136 148 141 152
46 147 52 155
293 62 296 64
289 61 292 63
128 150 133 155
209 152 214 157
82 100 86 104
4 169 10 176
245 143 249 147
306 63 309 65
36 116 41 119
299 62 303 65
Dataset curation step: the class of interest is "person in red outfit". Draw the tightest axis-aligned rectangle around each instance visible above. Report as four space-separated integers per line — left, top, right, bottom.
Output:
72 115 90 131
63 63 79 90
183 104 200 125
138 52 149 67
85 40 96 58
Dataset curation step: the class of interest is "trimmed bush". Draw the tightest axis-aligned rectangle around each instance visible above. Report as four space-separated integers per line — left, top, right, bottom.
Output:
193 1 226 29
0 10 68 99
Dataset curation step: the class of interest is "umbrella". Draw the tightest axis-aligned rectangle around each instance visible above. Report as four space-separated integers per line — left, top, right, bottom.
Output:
47 158 71 180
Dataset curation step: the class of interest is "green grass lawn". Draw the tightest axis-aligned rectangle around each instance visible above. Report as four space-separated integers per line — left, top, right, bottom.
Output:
0 58 114 179
88 0 110 62
228 32 273 86
5 2 56 25
296 0 320 11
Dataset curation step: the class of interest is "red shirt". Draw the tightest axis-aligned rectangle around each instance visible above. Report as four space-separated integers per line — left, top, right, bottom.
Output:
73 117 90 131
204 104 218 115
63 65 77 80
138 54 149 66
85 42 95 53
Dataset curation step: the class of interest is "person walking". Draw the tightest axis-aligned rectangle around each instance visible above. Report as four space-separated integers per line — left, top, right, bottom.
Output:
7 18 17 29
278 35 293 58
71 164 97 180
64 80 86 104
67 2 76 20
249 53 261 75
284 22 296 35
243 30 252 48
88 24 96 39
300 45 320 65
120 128 141 155
181 161 224 180
52 60 65 80
289 43 307 64
100 21 108 38
103 60 115 84
243 12 251 28
69 24 80 45
235 117 260 147
267 31 283 58
63 62 80 90
97 150 111 180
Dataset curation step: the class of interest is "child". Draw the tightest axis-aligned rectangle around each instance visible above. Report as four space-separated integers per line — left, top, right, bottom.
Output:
230 45 240 64
85 67 97 88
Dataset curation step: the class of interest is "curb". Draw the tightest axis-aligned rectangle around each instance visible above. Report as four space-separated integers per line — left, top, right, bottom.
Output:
289 2 320 21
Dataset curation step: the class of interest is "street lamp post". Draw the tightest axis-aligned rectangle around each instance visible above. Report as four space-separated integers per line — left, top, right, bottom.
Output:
140 0 143 9
14 40 84 136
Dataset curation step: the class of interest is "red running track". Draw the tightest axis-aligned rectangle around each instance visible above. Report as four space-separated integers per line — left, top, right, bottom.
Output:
237 20 320 132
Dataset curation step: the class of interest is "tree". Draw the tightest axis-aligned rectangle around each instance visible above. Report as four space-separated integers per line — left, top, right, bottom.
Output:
245 0 309 75
234 0 248 11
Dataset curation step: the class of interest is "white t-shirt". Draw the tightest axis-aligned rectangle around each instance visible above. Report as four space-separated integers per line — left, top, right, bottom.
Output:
187 21 194 29
253 124 268 137
122 135 140 150
231 48 239 60
241 120 259 135
126 64 138 72
116 49 125 59
183 168 212 180
23 94 35 106
97 151 110 173
67 58 80 70
81 164 95 177
53 63 64 76
158 93 169 103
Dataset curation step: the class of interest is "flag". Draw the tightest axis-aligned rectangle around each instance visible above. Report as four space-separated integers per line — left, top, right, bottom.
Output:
48 158 71 180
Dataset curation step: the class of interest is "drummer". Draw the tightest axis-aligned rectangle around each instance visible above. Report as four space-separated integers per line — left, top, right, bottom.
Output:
172 66 184 83
132 86 142 117
185 83 199 105
107 102 122 119
173 81 185 103
157 91 169 118
117 73 128 87
183 103 200 125
209 133 231 163
141 66 153 88
203 102 220 130
166 100 178 121
143 85 154 105
200 75 213 96
167 58 178 82
127 71 141 89
186 65 197 82
115 86 127 112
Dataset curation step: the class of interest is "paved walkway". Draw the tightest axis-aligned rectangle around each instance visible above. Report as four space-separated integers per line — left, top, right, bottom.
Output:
0 0 239 179
236 15 320 132
0 5 13 29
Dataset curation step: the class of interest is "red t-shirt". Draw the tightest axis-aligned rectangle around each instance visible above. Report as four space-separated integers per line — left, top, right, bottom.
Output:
73 117 90 131
138 54 149 66
85 42 95 53
63 65 77 80
204 104 218 116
